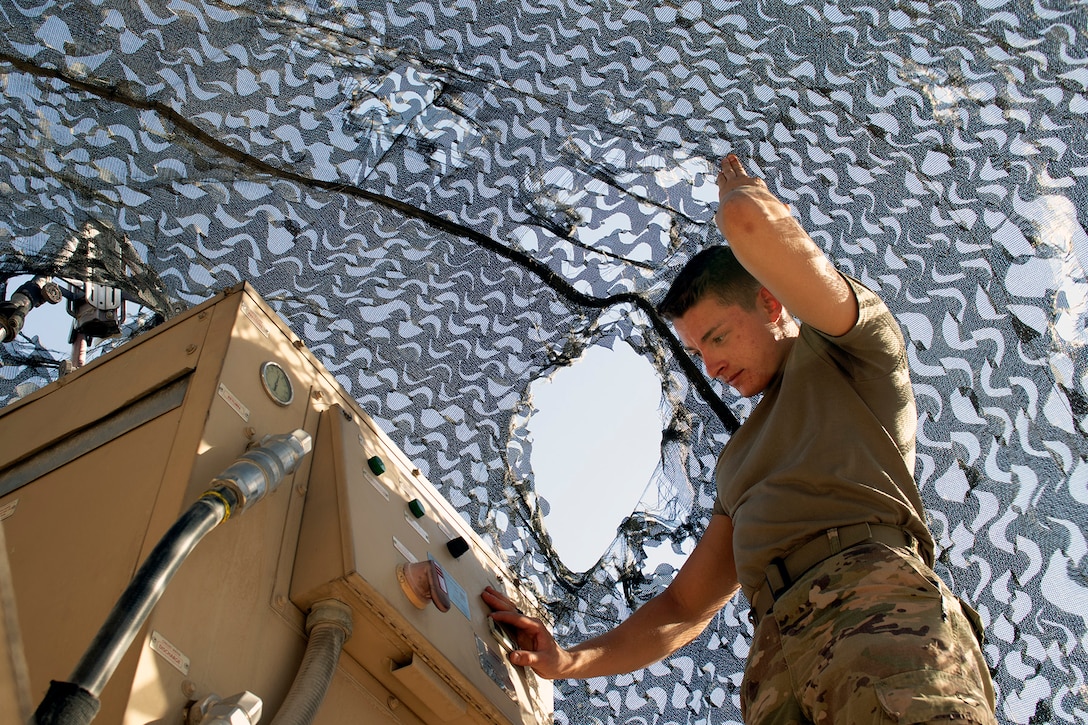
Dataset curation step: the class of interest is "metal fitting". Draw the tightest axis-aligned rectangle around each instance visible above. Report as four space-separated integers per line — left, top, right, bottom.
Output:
188 691 263 725
0 276 61 342
306 599 354 638
210 429 313 514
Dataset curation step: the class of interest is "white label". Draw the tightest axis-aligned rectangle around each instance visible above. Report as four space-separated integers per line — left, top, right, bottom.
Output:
150 631 190 675
368 477 390 501
217 383 250 422
0 499 17 522
392 536 417 563
240 301 269 337
406 512 430 543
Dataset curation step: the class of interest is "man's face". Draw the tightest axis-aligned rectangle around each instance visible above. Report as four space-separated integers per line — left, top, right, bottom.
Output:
671 290 791 398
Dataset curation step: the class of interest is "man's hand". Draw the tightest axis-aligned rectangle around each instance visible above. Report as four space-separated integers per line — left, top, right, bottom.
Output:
481 586 572 679
714 154 793 239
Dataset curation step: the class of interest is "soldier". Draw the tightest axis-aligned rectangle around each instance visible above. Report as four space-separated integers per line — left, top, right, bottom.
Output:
483 155 997 724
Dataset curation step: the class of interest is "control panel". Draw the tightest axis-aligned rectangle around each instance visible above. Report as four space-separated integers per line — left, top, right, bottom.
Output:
292 406 550 725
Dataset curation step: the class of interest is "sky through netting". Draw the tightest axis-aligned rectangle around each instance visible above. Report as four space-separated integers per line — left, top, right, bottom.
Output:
2 1 1087 723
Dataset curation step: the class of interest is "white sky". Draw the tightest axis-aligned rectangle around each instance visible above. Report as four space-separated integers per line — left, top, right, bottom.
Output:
526 341 666 572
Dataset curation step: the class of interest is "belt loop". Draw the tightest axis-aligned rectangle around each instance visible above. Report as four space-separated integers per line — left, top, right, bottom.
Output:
767 557 790 598
827 526 841 554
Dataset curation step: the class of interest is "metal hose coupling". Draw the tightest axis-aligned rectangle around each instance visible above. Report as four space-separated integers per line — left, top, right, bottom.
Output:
210 429 313 515
306 599 354 638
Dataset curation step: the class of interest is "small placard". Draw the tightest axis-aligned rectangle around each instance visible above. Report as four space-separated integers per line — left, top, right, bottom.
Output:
430 554 470 619
0 499 17 522
406 512 430 543
393 536 417 563
475 635 517 701
217 383 250 422
240 301 269 337
368 476 390 501
150 630 190 675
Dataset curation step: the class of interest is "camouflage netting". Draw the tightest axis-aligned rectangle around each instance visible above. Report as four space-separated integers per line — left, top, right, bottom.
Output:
2 1 1087 722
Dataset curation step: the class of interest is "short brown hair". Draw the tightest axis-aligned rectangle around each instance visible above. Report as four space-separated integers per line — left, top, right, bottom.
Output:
656 246 762 320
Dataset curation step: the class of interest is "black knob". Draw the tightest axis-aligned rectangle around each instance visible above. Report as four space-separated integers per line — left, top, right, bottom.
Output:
446 536 470 558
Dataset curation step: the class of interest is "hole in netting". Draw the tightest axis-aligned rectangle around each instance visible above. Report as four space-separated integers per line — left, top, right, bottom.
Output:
527 341 662 573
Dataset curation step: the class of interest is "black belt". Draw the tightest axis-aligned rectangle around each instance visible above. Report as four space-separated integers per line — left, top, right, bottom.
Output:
749 523 916 624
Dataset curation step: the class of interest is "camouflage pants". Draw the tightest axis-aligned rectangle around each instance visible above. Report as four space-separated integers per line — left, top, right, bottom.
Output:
742 543 997 724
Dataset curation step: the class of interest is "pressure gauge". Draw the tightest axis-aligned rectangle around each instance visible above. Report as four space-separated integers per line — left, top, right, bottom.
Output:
260 361 294 406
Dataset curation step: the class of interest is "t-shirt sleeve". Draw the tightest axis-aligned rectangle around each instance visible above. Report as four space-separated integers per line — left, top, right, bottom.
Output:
803 276 907 382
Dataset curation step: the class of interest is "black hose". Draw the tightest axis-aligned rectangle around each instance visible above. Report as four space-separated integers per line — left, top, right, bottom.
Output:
31 488 237 725
30 681 99 725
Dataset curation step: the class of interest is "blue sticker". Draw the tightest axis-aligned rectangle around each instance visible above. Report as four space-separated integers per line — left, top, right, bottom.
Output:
430 554 470 619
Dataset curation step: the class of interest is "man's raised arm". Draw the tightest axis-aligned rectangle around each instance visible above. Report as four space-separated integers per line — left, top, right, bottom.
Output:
714 155 857 336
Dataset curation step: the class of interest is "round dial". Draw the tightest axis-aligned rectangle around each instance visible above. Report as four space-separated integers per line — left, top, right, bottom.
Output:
260 361 294 406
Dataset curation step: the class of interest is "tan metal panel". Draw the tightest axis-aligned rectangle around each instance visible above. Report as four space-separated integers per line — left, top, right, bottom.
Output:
0 305 209 472
1 408 186 723
0 520 32 724
2 283 551 725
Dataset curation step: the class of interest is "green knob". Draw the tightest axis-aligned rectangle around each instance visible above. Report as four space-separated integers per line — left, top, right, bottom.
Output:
367 456 386 475
408 499 426 518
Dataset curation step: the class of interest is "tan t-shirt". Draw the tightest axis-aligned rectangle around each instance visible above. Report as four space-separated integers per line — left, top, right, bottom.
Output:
713 277 935 601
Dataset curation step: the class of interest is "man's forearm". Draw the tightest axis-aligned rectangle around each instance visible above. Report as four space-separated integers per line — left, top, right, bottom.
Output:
560 587 732 679
497 515 740 681
715 157 857 336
